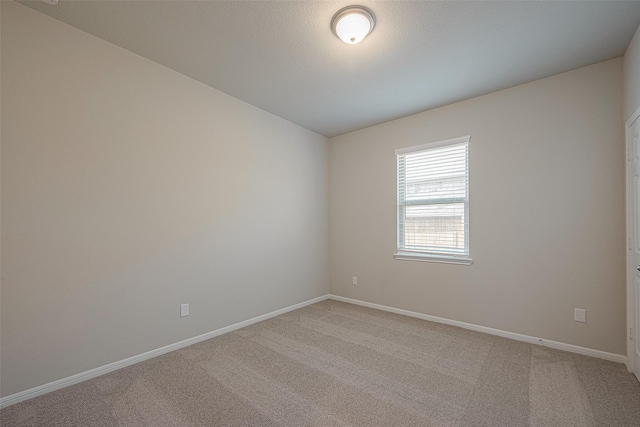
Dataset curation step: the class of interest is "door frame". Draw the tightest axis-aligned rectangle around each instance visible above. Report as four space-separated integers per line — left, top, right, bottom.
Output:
626 104 640 374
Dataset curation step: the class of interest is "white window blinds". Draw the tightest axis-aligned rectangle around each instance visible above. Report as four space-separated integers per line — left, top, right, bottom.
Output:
396 136 469 258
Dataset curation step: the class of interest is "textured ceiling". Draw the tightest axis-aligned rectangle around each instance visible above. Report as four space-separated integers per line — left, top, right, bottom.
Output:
19 0 640 137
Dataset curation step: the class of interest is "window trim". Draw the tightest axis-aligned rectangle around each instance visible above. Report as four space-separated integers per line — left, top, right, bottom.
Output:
393 252 473 265
395 135 472 265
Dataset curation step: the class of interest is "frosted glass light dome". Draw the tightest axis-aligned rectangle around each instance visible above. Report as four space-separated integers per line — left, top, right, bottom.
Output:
331 6 376 45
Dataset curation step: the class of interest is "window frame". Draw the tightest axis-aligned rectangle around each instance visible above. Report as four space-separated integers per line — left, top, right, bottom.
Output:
394 135 472 265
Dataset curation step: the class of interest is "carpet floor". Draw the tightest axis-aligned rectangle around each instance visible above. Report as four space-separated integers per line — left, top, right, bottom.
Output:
2 299 640 426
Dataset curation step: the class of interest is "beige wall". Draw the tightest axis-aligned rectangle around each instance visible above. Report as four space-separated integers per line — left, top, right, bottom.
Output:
1 2 328 397
329 59 626 355
624 24 640 121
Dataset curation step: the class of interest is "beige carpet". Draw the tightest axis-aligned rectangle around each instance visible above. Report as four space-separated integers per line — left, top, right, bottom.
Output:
2 299 640 426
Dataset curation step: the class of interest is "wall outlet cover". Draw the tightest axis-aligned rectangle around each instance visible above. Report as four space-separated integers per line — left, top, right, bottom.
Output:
574 308 586 323
180 303 189 317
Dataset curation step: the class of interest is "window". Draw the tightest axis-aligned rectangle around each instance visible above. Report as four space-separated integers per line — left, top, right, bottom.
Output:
395 136 472 265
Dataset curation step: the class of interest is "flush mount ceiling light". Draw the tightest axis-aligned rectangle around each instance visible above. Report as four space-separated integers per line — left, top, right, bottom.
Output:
331 6 376 44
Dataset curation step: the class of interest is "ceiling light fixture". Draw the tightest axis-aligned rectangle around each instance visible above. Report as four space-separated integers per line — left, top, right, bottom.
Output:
331 6 376 45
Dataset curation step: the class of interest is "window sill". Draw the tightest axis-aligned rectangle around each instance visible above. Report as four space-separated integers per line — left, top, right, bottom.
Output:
394 253 473 265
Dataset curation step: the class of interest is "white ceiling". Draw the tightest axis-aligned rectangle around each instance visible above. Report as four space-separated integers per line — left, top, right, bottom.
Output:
20 0 640 138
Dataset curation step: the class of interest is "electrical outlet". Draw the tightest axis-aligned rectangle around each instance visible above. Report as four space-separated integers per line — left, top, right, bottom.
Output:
352 276 358 285
180 303 189 317
574 308 586 323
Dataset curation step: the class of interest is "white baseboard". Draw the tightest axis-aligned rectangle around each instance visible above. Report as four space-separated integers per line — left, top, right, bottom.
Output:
328 294 627 364
2 293 627 408
0 295 329 409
